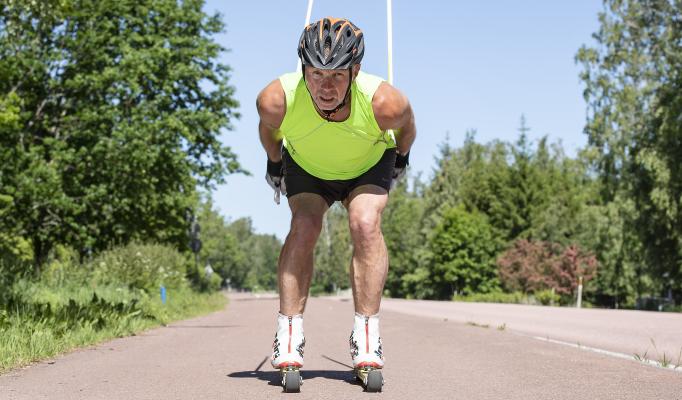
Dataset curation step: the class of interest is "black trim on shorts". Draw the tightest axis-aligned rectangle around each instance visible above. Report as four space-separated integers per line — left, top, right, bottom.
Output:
282 147 396 207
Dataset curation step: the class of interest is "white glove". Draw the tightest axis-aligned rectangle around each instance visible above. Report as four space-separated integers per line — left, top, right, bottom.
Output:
266 173 287 204
266 159 286 205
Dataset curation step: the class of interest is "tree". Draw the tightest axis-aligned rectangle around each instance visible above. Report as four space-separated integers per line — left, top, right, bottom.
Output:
382 176 426 298
243 233 280 291
576 0 682 301
498 239 598 303
196 197 245 288
428 206 500 299
0 0 242 268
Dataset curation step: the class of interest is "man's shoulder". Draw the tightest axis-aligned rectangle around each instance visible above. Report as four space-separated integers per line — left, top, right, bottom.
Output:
257 78 287 123
371 81 409 129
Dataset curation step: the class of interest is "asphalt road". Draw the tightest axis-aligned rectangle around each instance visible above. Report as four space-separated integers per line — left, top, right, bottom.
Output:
1 292 681 399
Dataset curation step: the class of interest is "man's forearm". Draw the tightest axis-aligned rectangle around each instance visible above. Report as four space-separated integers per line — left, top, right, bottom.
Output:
259 120 283 162
395 119 416 155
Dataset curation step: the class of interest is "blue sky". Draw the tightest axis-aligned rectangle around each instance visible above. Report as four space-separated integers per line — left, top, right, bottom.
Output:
203 0 603 240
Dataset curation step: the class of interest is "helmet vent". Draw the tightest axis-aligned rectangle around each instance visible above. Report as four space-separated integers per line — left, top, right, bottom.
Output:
323 37 332 58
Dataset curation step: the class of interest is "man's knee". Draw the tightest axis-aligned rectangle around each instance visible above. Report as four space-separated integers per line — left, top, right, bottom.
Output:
349 211 381 241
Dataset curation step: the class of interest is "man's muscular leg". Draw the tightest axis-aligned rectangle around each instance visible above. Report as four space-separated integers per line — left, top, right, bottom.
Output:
278 193 329 316
344 185 389 315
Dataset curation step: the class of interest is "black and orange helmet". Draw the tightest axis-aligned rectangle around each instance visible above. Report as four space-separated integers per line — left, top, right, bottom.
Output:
298 17 365 70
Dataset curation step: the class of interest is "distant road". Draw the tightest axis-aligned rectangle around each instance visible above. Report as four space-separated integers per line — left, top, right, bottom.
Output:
1 292 680 399
378 297 682 362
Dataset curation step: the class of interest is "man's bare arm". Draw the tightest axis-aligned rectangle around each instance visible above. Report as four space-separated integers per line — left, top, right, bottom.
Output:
256 79 287 162
372 82 416 155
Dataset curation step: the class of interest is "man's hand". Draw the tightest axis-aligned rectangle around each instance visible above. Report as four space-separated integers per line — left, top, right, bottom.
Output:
265 158 286 205
391 151 409 189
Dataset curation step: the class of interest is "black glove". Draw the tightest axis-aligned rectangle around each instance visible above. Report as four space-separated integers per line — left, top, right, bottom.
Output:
391 151 409 189
265 158 286 204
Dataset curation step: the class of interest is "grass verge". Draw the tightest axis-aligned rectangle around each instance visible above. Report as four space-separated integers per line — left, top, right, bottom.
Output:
0 286 226 374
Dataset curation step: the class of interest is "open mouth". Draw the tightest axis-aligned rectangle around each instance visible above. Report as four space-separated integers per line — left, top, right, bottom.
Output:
320 96 334 103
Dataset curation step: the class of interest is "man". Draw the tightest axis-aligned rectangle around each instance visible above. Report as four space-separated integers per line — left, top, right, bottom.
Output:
256 17 416 390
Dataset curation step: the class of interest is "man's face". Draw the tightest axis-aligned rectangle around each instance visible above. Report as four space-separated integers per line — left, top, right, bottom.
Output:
304 65 359 110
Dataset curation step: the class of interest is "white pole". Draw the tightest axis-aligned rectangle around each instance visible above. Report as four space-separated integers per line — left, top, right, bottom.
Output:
297 0 315 73
386 0 394 84
577 276 583 308
386 0 396 144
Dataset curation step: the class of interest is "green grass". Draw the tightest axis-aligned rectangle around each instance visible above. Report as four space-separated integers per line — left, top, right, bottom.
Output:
0 285 226 373
466 321 490 329
454 291 527 304
632 338 682 370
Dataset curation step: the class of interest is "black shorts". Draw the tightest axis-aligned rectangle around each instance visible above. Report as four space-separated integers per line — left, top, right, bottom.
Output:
283 148 396 207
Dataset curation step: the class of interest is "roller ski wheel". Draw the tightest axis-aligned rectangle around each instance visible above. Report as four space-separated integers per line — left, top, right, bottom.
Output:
280 366 302 393
355 367 383 392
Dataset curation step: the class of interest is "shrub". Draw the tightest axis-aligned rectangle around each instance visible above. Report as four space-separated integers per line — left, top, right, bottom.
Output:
498 239 598 297
89 242 189 291
453 291 526 304
534 289 561 305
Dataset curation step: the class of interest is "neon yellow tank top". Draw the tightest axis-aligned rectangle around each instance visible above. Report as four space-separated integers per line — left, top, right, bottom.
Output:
278 71 397 180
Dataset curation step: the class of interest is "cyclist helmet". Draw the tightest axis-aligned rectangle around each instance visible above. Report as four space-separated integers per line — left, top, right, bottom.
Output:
298 17 364 69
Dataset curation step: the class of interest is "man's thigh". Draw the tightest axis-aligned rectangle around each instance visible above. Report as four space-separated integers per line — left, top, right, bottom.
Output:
288 192 329 219
343 184 389 217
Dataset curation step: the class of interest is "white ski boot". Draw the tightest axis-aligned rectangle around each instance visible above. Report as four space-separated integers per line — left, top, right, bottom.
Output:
349 313 385 392
271 313 305 392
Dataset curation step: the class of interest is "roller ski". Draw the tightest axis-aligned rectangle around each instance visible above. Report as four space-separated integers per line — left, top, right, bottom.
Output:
279 366 302 393
350 313 385 392
271 313 305 392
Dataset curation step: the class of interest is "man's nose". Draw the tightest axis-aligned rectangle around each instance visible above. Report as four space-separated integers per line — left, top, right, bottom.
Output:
321 76 335 89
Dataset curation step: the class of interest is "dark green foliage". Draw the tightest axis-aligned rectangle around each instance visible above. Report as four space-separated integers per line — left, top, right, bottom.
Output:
576 0 682 303
382 178 426 298
428 206 500 299
0 0 241 268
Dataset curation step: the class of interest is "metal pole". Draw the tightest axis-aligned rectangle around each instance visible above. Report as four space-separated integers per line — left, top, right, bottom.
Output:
387 0 394 85
386 0 396 144
297 0 315 73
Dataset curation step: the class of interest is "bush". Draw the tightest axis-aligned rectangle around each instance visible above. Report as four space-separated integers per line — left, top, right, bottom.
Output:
534 289 561 306
498 239 598 297
454 291 526 304
0 242 227 372
89 242 189 291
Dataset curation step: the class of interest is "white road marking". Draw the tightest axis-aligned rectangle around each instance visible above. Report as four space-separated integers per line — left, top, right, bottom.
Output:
509 331 682 373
